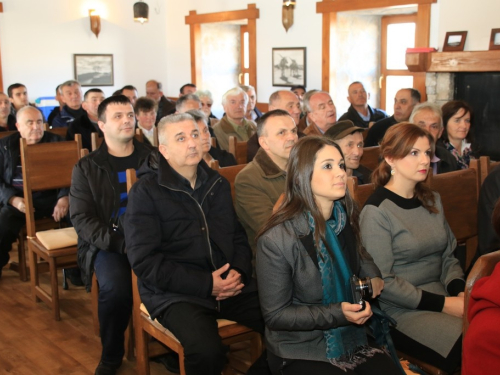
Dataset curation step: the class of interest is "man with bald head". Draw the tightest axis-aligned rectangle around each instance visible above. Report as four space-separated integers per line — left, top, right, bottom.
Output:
303 91 337 135
145 79 176 124
338 81 387 128
246 90 302 161
0 107 69 277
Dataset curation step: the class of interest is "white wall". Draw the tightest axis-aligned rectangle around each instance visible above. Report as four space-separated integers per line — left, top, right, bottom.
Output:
0 0 499 104
0 0 169 100
430 0 500 51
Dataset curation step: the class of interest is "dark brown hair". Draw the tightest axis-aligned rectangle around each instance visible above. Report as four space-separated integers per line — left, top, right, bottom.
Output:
257 136 364 255
372 122 437 214
441 100 473 144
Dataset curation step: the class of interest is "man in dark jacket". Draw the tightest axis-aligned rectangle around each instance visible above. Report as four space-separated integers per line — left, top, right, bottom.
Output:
409 102 458 174
124 113 268 375
145 80 176 124
52 80 85 128
69 95 153 375
0 107 69 277
338 81 387 128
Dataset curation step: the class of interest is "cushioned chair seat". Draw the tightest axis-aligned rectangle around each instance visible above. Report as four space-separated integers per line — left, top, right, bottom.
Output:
36 227 78 250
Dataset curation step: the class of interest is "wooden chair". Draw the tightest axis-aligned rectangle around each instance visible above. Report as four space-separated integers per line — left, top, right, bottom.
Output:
346 176 376 209
228 136 248 165
479 155 500 185
360 145 381 171
91 132 103 151
21 135 82 321
135 128 144 143
463 250 500 336
426 160 480 270
0 130 18 139
213 164 247 201
210 137 217 148
126 168 263 375
46 127 68 139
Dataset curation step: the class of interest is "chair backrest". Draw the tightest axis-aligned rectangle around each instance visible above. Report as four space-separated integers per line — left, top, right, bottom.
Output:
0 130 18 139
463 250 500 335
210 137 217 148
347 176 376 209
135 128 144 143
126 168 138 194
91 132 103 151
360 146 381 171
209 159 220 169
216 164 247 201
46 127 68 139
479 155 500 185
80 148 89 158
361 128 369 141
426 161 480 269
228 136 248 165
20 134 82 238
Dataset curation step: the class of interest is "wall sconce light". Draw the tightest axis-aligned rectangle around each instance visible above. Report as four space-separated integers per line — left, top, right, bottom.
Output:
89 9 101 38
282 0 296 32
134 1 149 24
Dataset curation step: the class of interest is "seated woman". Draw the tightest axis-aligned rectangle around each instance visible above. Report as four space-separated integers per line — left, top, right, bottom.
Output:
185 109 236 167
134 97 157 146
360 123 464 374
196 89 218 125
440 100 474 169
256 136 400 375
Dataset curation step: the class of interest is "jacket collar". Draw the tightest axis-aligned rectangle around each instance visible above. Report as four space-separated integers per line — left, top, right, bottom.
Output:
253 148 285 178
218 115 254 138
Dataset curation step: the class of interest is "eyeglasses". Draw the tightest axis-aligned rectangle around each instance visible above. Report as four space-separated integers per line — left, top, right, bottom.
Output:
201 102 213 108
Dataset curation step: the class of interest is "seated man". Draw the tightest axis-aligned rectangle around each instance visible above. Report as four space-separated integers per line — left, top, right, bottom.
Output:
66 88 105 150
179 83 197 97
325 120 372 185
47 85 65 126
0 92 17 131
175 94 202 113
7 83 46 121
338 81 387 128
146 80 176 124
118 85 139 106
246 90 301 162
241 85 262 121
235 110 298 267
52 80 85 128
213 87 256 152
364 88 420 147
0 107 69 278
135 97 157 146
70 95 153 375
124 113 268 375
303 91 337 135
409 102 458 175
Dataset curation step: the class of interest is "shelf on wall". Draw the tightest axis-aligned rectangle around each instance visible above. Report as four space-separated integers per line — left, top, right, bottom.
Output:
406 50 500 72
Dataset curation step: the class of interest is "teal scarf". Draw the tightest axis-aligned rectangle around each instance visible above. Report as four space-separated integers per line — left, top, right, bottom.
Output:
308 202 380 370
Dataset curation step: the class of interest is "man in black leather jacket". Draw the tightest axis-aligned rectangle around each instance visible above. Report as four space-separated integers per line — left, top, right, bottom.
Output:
69 95 152 375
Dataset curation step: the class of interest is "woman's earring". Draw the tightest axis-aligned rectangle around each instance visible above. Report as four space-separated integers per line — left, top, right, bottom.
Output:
391 168 395 176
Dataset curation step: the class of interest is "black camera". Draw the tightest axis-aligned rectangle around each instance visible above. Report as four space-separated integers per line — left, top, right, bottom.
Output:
350 275 373 312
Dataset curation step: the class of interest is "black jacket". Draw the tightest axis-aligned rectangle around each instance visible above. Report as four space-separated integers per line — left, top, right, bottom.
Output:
364 115 398 147
477 164 500 257
0 131 67 206
208 147 236 167
66 113 102 151
124 151 253 319
69 139 153 291
338 105 388 129
435 144 458 174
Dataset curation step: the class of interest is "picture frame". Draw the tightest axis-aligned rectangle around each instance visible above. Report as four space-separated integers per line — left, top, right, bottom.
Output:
272 47 306 87
489 28 500 51
74 54 114 86
442 31 467 52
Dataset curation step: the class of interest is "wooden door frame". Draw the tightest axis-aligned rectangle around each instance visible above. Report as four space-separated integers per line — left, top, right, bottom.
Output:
0 2 4 92
185 4 260 90
316 0 434 100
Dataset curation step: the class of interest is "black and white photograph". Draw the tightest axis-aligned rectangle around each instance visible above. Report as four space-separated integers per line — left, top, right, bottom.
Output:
272 47 306 87
442 31 467 52
74 54 114 86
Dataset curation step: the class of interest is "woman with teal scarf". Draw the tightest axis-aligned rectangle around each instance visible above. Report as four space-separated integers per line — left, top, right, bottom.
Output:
256 136 400 374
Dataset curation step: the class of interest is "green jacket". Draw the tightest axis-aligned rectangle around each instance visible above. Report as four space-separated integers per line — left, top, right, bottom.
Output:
212 115 256 152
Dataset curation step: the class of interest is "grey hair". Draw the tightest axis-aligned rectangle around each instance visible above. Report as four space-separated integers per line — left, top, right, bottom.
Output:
410 102 443 129
157 113 197 145
58 80 81 95
196 90 213 103
302 89 321 112
240 85 255 93
175 94 201 112
185 109 207 124
221 87 248 106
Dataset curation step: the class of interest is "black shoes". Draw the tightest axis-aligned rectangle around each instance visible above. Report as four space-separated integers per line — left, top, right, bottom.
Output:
154 353 180 374
62 267 84 289
94 361 121 375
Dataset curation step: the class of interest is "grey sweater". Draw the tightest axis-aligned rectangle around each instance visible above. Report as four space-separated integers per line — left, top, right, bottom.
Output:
360 187 464 357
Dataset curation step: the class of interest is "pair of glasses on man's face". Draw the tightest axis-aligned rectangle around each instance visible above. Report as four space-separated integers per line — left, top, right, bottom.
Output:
202 103 213 108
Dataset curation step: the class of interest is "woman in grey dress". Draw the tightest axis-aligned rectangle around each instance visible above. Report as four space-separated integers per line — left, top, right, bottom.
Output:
256 136 400 375
360 123 464 373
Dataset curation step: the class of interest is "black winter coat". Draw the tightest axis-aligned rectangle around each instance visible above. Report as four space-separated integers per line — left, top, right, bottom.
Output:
69 139 153 291
124 151 253 319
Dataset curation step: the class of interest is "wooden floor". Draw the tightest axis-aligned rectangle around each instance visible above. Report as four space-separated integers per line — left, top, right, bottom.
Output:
0 261 173 375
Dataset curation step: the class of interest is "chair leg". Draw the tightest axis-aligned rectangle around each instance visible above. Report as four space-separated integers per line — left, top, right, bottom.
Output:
134 321 150 375
178 348 186 375
125 318 135 361
17 234 28 282
91 274 100 337
49 258 61 321
28 246 41 303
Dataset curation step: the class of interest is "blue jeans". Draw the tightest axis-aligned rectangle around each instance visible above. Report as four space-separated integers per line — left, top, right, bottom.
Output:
94 250 132 364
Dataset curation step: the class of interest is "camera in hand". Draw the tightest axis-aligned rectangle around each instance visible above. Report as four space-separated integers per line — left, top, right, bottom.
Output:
350 275 372 312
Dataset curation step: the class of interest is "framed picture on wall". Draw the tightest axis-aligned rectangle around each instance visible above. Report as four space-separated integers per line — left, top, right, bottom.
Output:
489 28 500 50
442 31 467 52
272 47 306 87
74 54 114 86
